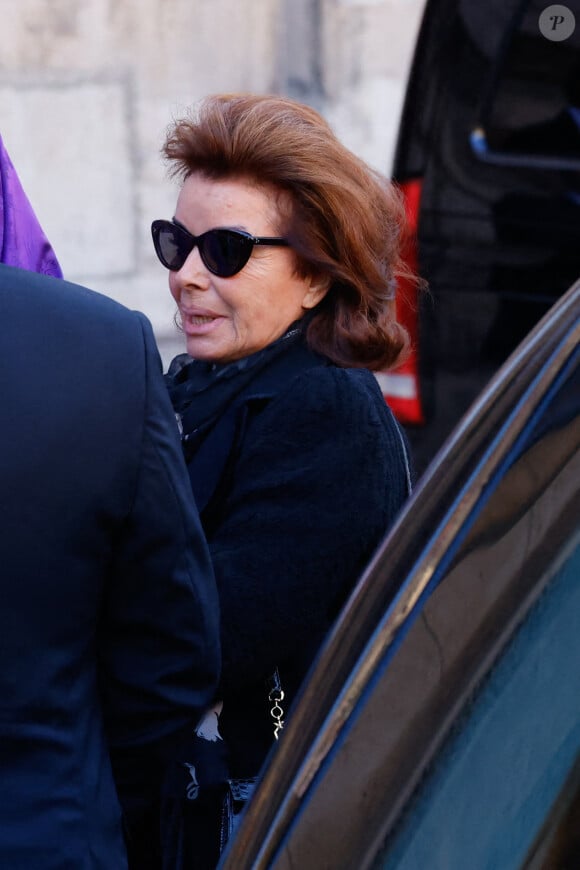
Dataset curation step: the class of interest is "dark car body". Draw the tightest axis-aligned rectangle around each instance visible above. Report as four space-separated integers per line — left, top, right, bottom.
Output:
220 277 580 869
383 0 580 473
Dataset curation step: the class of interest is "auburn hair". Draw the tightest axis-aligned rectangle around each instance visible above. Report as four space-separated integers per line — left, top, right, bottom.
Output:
163 93 417 370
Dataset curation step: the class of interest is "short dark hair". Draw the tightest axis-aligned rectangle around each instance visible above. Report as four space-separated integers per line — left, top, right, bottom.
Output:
163 93 417 370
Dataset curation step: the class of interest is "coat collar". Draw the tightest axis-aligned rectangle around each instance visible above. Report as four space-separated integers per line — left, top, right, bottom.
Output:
184 337 328 519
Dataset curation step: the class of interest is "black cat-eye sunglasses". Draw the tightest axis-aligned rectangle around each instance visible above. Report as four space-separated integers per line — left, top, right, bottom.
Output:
151 219 289 278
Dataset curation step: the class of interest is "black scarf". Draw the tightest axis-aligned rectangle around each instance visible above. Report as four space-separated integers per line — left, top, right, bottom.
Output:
164 320 306 453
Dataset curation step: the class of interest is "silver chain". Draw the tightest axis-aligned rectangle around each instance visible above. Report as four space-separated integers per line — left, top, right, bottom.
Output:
269 687 285 740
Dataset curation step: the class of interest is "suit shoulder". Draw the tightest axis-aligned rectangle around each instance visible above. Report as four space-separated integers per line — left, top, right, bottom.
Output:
0 263 138 321
0 263 150 343
0 265 156 383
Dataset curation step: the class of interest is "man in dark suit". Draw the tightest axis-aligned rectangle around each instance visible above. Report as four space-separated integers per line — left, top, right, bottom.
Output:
0 264 220 869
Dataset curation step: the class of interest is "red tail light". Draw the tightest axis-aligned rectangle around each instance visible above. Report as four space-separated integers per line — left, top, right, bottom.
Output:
376 178 425 426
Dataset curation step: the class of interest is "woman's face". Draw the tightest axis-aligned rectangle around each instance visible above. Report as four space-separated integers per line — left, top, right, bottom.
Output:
169 173 328 363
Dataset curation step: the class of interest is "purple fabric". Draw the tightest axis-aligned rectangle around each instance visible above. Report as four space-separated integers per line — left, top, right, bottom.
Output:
0 134 63 278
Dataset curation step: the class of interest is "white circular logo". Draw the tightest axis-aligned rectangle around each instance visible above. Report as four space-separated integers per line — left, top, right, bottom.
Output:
538 4 576 40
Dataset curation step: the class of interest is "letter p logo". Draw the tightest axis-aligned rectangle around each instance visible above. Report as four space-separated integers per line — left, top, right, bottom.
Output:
539 5 576 41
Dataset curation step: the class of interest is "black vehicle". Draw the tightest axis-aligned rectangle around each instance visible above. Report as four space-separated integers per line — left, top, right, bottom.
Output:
381 0 580 473
220 277 580 870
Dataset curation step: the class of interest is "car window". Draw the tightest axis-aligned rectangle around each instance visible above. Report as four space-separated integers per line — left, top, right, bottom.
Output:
369 355 580 870
374 537 580 869
522 754 580 868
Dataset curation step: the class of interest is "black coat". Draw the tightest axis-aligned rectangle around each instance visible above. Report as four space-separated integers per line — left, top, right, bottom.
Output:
183 339 411 777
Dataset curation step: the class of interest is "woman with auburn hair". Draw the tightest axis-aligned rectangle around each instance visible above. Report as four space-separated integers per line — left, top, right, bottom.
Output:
152 93 414 865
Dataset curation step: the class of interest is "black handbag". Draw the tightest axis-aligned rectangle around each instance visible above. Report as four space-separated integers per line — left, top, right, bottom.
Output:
160 670 285 870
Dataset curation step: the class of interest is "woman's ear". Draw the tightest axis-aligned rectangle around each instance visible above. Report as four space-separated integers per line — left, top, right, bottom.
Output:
302 275 331 310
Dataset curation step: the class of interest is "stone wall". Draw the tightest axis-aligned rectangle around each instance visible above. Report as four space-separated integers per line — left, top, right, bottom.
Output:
0 0 424 364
